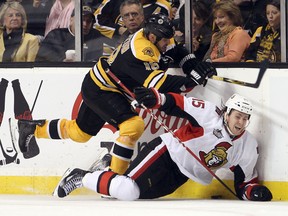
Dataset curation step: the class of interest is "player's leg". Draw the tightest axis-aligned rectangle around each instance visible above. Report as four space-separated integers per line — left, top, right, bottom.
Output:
54 167 140 201
126 137 189 199
82 83 145 175
54 137 187 200
9 102 105 156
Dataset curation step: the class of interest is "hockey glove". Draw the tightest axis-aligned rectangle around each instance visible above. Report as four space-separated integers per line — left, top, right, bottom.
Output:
133 87 166 109
244 184 272 201
179 54 217 86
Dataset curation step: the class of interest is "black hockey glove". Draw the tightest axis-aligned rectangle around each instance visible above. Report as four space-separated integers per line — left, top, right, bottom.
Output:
244 184 272 201
179 54 217 86
133 87 166 109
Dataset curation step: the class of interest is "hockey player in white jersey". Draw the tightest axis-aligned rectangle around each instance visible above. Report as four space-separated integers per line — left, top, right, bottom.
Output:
53 89 272 201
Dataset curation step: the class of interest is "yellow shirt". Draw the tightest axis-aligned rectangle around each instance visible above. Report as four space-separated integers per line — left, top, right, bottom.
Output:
0 30 39 62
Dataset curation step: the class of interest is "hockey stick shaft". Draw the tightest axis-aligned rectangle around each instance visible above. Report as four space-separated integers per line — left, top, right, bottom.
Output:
31 80 43 114
211 60 268 88
105 69 238 198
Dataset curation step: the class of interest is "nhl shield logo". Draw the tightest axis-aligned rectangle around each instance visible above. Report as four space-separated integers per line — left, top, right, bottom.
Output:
213 129 224 139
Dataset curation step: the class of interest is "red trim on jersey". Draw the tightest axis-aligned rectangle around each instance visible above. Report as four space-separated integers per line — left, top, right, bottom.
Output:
97 171 116 195
182 86 195 93
230 165 235 171
232 130 245 141
168 92 185 110
239 177 259 189
174 123 204 142
130 145 167 180
245 182 261 200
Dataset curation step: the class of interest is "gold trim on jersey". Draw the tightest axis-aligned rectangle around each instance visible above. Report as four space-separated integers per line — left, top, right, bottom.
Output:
131 29 161 62
89 57 120 93
144 70 167 89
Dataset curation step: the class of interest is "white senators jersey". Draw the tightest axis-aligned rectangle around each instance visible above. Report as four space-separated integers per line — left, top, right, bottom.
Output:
160 94 259 185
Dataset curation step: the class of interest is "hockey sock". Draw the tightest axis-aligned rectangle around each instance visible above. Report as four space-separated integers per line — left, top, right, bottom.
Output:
35 119 91 142
110 141 134 174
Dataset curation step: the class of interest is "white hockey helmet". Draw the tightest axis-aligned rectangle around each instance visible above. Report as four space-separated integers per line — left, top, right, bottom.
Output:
225 94 253 115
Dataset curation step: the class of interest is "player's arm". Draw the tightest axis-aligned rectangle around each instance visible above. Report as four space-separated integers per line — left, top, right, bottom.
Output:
165 42 217 86
133 87 200 126
94 0 122 39
232 165 272 201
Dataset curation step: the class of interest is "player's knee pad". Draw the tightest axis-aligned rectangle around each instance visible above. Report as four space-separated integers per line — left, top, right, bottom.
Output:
118 116 145 142
110 116 144 174
64 119 92 142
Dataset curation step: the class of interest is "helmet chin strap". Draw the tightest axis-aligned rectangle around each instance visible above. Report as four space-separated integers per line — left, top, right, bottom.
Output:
224 113 237 137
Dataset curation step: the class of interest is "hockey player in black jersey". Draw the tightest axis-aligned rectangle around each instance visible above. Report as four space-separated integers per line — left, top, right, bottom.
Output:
9 13 217 175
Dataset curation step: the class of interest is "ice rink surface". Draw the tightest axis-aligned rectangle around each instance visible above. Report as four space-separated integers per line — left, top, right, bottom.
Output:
0 195 287 216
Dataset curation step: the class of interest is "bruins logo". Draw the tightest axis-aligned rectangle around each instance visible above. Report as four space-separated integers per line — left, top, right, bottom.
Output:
142 47 154 57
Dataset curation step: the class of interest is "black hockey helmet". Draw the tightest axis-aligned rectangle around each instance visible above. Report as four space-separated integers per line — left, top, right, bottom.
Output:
144 13 174 40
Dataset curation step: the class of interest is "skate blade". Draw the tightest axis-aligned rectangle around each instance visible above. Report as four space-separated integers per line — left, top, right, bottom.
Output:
52 168 72 197
8 118 20 154
88 148 109 172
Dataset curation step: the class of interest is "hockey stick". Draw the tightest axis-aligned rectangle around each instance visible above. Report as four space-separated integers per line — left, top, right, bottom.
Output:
105 69 239 199
31 80 43 114
210 60 268 88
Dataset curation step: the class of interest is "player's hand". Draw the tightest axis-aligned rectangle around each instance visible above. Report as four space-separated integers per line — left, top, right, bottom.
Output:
133 87 165 109
244 184 272 201
180 54 217 86
193 60 217 86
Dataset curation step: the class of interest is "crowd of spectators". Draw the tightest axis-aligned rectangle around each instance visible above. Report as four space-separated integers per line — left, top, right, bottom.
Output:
0 0 283 63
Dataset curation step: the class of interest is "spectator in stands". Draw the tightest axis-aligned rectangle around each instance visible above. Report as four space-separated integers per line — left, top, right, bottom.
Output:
202 0 266 37
203 0 251 62
94 0 171 42
36 5 109 62
245 0 280 63
1 1 53 39
0 1 39 62
176 1 212 61
116 0 145 45
44 0 74 37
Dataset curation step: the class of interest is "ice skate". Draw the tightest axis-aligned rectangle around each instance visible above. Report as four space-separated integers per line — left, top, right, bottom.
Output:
8 118 45 158
53 168 89 198
89 150 112 172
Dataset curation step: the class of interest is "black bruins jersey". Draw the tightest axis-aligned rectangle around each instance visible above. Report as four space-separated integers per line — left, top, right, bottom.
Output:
89 29 194 95
142 0 172 18
245 25 281 62
95 0 172 39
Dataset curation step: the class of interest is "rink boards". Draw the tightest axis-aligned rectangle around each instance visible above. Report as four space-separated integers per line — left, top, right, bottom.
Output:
0 66 287 200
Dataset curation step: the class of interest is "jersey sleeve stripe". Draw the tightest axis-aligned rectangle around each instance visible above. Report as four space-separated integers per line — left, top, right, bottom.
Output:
168 93 185 110
89 59 120 92
144 71 167 89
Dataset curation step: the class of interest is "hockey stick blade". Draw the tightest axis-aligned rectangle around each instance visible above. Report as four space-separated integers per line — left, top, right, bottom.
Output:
211 60 268 88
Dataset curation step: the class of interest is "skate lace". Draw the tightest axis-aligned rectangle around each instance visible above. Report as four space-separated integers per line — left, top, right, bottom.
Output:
62 175 83 195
